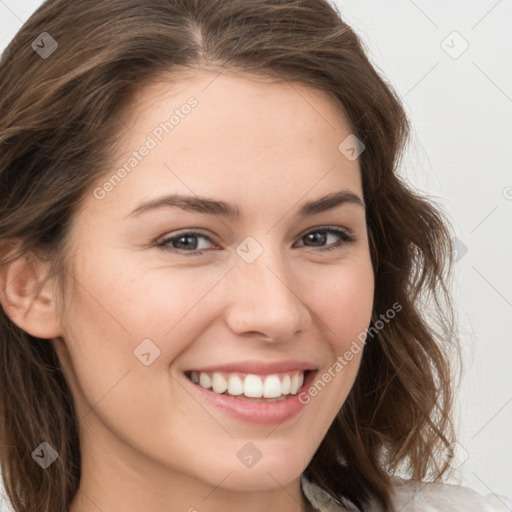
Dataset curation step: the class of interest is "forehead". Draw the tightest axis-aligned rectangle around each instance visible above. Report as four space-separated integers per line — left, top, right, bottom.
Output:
85 69 363 223
116 68 354 153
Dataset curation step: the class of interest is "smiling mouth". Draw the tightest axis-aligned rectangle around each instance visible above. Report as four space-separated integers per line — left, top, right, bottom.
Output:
184 369 312 402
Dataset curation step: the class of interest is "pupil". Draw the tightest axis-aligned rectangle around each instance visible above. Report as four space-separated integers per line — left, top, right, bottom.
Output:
177 235 197 250
307 232 326 246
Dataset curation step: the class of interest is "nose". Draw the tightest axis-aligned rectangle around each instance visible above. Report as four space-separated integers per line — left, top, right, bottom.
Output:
223 243 311 342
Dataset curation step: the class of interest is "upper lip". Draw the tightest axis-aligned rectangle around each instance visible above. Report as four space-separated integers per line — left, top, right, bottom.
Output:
185 360 318 375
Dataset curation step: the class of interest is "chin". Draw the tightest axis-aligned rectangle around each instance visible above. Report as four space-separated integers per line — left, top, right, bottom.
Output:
201 452 308 491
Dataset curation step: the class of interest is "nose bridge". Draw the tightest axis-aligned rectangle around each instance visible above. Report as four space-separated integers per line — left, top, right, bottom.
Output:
225 236 308 339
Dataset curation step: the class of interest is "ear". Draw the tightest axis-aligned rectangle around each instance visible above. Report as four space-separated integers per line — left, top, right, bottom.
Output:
0 248 63 339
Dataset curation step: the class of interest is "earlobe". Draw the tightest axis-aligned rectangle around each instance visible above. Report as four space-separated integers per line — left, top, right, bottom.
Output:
0 252 63 339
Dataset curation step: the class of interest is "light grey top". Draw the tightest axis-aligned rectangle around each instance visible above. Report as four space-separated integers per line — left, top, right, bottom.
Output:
301 472 512 512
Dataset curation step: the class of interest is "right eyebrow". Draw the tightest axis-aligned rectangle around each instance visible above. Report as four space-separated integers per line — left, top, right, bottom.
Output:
126 189 365 220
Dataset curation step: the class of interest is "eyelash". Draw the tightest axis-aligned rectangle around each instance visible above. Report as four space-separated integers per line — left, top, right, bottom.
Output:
156 227 356 256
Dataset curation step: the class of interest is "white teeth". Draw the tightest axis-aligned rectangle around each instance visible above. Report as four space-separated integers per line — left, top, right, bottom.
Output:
212 372 228 393
244 374 263 397
199 372 211 389
290 373 299 394
227 375 244 396
263 375 282 398
290 373 304 395
281 374 291 394
189 370 306 399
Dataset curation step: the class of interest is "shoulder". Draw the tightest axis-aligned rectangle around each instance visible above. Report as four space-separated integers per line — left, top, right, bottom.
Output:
386 476 512 512
301 472 512 512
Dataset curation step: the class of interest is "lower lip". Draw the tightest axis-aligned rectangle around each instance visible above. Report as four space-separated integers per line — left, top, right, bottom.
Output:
183 371 316 425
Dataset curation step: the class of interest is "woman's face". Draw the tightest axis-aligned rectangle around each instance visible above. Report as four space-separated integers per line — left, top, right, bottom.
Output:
53 70 374 506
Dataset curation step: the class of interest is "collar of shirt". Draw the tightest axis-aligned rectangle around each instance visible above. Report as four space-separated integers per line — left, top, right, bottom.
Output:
300 472 361 512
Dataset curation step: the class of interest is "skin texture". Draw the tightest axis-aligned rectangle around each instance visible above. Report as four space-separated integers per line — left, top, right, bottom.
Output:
3 70 375 512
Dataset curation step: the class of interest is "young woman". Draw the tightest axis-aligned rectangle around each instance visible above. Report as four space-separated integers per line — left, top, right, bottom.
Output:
0 1 510 511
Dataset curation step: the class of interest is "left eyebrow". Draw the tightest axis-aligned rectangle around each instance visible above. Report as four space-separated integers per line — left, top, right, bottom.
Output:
126 189 365 220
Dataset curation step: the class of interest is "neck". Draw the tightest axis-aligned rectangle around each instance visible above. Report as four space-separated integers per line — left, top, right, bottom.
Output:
68 425 310 512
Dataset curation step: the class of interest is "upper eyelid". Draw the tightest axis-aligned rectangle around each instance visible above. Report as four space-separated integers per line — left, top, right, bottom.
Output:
157 226 354 248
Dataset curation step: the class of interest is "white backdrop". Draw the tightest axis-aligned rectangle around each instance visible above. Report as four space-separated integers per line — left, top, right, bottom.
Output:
0 0 511 508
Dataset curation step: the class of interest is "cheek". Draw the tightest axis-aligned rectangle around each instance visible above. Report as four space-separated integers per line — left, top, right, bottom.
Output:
65 248 226 341
294 257 373 407
304 260 372 389
56 259 234 433
309 258 374 352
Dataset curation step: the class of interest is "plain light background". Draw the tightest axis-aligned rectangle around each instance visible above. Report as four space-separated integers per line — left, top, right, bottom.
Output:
0 0 511 508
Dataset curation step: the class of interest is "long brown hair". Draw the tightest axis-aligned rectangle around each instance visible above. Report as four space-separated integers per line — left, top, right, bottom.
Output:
0 1 461 510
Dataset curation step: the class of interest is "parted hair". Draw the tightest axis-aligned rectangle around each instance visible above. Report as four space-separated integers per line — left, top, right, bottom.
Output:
0 1 461 511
